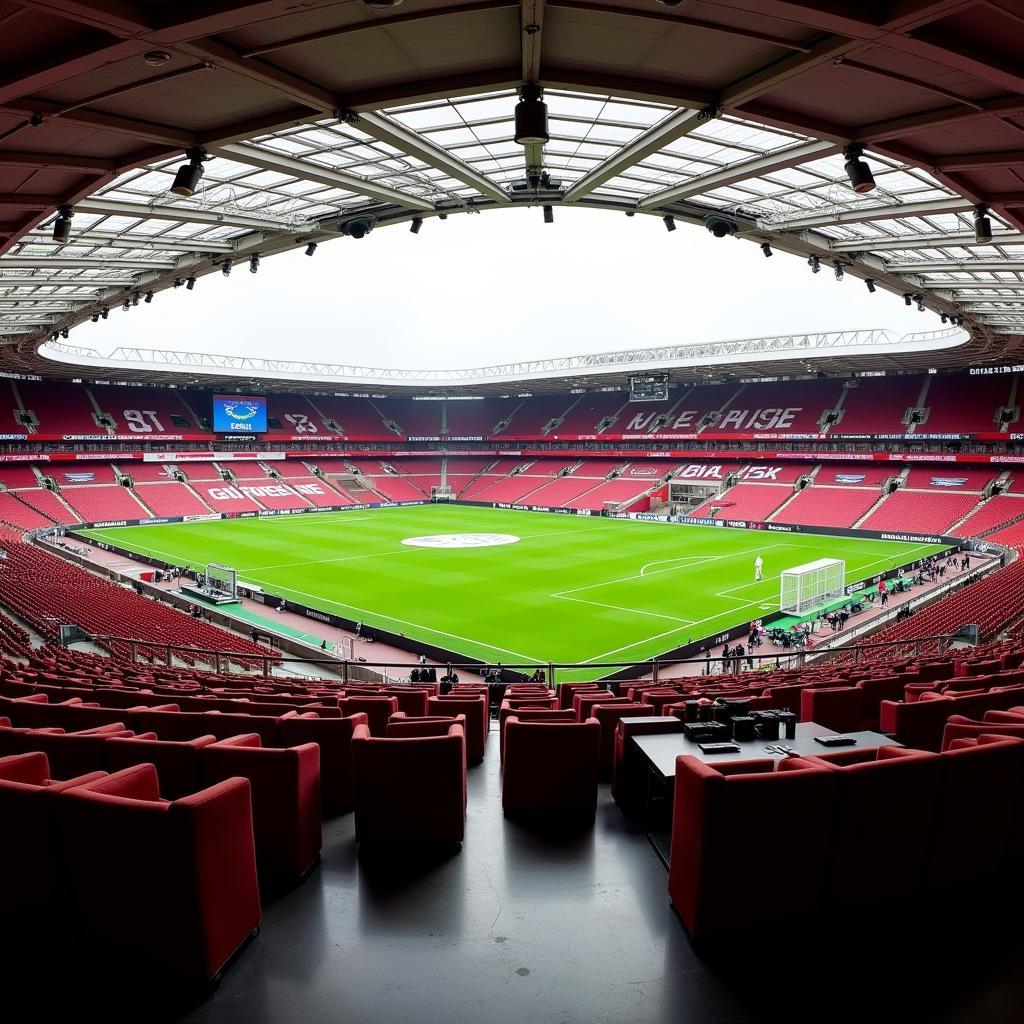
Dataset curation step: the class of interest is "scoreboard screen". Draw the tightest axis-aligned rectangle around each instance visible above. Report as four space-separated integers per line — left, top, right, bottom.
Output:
628 372 669 402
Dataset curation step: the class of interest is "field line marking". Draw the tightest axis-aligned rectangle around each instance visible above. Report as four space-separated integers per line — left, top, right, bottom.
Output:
78 533 210 569
553 593 696 625
240 574 545 665
638 556 711 576
581 541 943 664
555 542 790 599
714 543 939 598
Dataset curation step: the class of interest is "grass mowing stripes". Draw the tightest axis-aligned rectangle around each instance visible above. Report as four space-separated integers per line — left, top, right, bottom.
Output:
80 505 946 680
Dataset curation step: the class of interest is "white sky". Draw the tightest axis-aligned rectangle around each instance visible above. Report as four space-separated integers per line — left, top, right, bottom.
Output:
70 207 935 370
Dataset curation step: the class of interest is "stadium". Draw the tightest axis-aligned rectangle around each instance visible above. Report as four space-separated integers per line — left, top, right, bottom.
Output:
2 2 1024 1021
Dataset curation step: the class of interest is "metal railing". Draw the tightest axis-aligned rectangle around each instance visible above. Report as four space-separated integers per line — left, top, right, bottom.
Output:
89 631 963 686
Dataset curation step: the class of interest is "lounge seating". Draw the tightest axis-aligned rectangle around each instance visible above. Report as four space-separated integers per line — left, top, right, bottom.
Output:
200 733 322 883
427 695 487 763
502 717 600 821
351 721 466 847
58 763 261 981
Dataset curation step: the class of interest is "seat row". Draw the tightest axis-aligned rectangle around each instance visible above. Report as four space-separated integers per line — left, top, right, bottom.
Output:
667 735 1024 944
0 714 322 885
0 748 261 983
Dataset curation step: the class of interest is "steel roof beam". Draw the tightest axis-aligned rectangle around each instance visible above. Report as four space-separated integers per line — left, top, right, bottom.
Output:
562 107 707 203
356 112 511 205
829 230 1024 252
934 149 1024 171
638 140 837 209
0 277 135 287
75 197 297 231
0 194 65 211
23 231 235 252
769 196 975 230
217 142 434 211
0 150 120 173
916 280 1024 289
1 257 177 270
522 0 545 83
888 260 1024 273
721 35 858 109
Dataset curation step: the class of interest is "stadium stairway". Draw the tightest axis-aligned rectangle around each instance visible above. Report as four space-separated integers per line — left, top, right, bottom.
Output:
852 489 892 528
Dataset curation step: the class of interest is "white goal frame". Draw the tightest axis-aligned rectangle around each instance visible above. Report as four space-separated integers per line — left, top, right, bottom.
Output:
780 557 845 615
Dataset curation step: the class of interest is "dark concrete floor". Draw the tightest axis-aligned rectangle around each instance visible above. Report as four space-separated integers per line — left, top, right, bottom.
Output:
9 737 1024 1024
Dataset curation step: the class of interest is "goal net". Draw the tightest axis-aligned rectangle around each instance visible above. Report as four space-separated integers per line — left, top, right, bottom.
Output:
205 562 238 601
780 557 845 615
432 485 454 501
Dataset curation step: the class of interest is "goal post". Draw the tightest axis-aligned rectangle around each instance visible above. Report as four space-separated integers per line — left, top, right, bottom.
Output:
780 557 845 615
205 562 238 601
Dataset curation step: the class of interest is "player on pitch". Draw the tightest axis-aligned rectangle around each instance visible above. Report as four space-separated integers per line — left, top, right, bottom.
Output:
754 555 764 581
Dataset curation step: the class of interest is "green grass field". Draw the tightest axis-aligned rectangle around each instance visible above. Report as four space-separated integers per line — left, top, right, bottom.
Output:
80 506 946 679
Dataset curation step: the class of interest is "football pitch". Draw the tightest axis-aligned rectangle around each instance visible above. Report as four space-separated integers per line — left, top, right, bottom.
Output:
79 505 947 679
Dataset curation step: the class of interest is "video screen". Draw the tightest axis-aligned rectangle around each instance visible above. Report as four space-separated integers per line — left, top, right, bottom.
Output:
212 394 268 434
628 372 669 403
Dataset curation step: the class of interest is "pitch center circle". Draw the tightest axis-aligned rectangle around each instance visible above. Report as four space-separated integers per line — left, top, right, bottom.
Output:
401 533 521 549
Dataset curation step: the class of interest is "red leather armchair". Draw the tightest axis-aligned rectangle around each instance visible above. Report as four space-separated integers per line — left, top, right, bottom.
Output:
278 711 368 813
58 764 261 982
502 717 600 820
668 756 838 943
427 695 487 763
201 734 322 884
351 721 466 846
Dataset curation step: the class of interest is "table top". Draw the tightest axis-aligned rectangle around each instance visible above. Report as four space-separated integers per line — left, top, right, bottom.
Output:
632 722 899 780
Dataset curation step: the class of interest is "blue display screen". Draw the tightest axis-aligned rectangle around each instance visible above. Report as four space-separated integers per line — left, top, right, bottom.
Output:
212 394 268 434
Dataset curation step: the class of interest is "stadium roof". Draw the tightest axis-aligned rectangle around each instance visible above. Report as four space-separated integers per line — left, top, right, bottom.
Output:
2 0 1024 389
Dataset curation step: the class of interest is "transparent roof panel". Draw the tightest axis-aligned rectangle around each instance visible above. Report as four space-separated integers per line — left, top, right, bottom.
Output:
2 88 1023 345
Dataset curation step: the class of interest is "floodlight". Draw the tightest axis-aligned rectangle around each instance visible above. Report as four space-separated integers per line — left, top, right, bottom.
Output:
52 206 73 243
514 85 549 146
974 204 993 244
171 148 207 198
842 144 876 194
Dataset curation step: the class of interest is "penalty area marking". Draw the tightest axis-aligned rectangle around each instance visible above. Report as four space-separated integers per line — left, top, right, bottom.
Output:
555 594 696 625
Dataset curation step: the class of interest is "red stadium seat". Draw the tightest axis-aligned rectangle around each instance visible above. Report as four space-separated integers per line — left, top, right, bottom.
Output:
200 734 322 884
351 721 466 847
668 756 838 943
427 695 488 763
501 717 600 821
58 764 261 981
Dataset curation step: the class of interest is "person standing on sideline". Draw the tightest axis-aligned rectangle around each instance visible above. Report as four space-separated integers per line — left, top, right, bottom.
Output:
754 555 764 582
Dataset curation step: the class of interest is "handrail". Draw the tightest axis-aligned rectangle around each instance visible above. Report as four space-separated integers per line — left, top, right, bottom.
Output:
89 630 963 683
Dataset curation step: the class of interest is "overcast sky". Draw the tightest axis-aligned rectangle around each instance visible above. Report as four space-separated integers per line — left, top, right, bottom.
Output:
69 207 935 371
